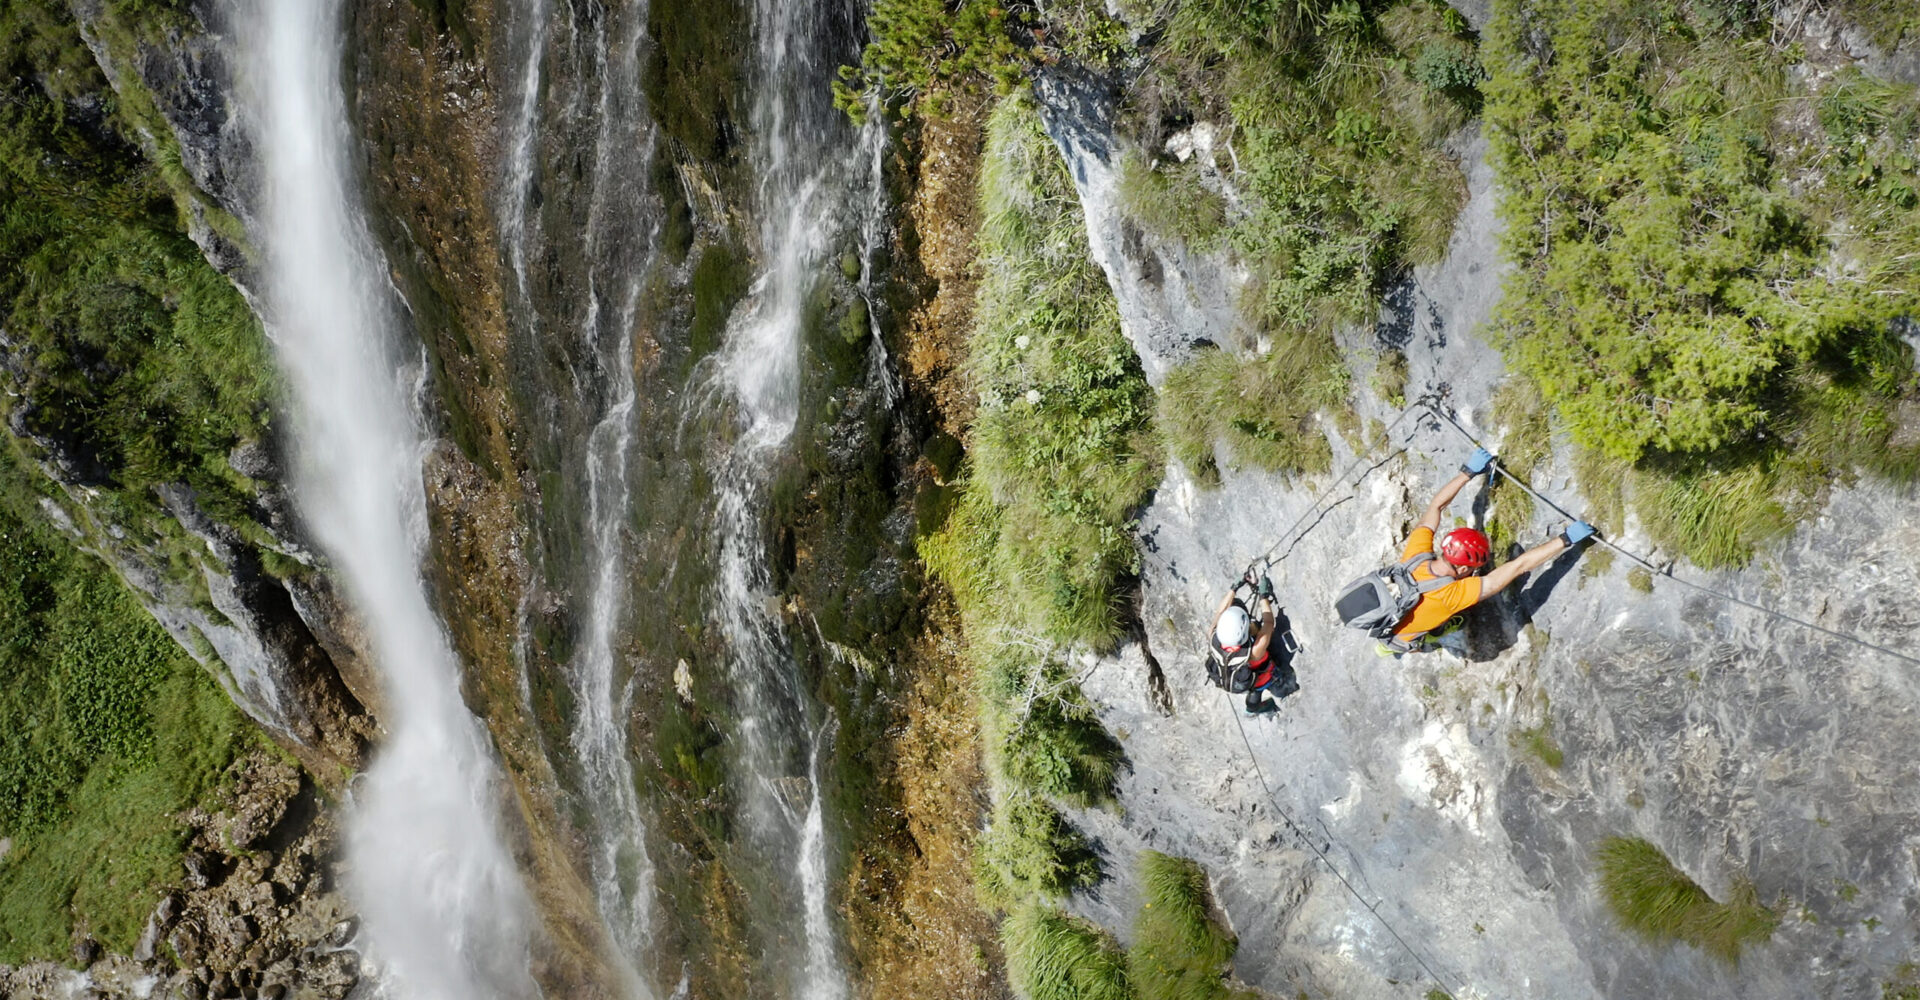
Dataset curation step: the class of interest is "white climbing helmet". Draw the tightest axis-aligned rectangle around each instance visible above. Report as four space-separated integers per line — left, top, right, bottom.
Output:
1215 605 1252 648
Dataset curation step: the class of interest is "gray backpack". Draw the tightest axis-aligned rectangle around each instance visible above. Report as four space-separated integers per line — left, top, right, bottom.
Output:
1333 554 1453 639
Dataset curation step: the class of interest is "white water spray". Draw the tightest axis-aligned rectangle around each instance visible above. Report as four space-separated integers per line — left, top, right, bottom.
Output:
702 2 887 997
244 3 537 997
562 2 662 973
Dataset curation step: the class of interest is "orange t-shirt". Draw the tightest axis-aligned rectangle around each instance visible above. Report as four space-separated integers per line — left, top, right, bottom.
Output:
1393 527 1483 641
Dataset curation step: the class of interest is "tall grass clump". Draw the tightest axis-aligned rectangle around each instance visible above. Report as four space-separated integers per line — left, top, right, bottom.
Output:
1157 336 1342 487
1004 903 1133 1000
1486 0 1920 566
1596 836 1779 964
0 2 274 536
1129 852 1239 1000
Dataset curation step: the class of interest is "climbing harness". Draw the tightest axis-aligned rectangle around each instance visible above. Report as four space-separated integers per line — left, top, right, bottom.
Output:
1192 389 1920 996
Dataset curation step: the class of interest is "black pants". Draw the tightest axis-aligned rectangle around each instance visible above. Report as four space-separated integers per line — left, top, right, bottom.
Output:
1246 659 1300 709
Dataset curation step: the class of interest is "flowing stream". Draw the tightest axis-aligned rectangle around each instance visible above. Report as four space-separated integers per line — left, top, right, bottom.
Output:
244 1 537 997
498 0 665 985
704 1 886 997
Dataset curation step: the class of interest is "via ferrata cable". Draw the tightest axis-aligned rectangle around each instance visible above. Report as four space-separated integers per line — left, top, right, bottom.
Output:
1419 400 1920 670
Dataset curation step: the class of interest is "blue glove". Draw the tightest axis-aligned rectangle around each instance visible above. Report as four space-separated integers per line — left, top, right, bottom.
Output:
1560 520 1596 546
1460 447 1495 476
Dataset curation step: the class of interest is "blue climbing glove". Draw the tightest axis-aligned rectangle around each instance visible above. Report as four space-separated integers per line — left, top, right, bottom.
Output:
1460 447 1495 476
1560 520 1596 547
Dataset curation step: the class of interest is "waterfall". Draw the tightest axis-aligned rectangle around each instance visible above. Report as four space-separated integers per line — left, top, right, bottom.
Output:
499 0 664 984
559 2 662 976
243 2 537 998
703 1 883 997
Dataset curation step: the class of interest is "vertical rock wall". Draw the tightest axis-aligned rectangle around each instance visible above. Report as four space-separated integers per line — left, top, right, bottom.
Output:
1040 64 1920 1000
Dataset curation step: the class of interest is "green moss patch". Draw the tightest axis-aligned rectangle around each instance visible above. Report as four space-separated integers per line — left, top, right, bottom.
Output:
0 474 250 963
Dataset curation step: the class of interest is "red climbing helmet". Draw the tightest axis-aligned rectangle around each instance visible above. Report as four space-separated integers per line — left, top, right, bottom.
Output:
1439 527 1491 569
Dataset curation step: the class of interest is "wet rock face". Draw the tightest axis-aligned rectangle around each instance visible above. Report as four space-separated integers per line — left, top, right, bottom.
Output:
0 751 360 1000
1061 122 1920 999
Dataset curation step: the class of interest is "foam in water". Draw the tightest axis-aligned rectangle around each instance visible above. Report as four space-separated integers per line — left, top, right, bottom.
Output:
243 1 537 996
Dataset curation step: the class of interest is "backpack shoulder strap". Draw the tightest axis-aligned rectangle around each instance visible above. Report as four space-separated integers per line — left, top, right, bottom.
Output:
1397 552 1454 593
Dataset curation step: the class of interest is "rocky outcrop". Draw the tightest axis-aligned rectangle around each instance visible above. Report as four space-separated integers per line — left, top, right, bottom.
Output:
44 0 377 778
1034 66 1253 384
70 0 258 279
0 750 359 1000
1059 113 1920 1000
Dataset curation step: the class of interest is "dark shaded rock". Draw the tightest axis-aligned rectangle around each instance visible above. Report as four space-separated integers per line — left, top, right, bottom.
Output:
71 937 100 967
170 922 208 966
184 850 226 889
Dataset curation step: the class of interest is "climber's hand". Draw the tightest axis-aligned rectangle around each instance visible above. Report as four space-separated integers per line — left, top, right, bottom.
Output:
1560 520 1596 547
1460 447 1495 477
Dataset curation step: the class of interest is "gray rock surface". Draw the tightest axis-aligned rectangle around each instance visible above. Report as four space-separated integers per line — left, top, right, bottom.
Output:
1035 67 1253 384
1064 119 1920 999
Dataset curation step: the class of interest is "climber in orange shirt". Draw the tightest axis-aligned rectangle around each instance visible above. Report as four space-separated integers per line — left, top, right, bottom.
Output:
1386 447 1593 652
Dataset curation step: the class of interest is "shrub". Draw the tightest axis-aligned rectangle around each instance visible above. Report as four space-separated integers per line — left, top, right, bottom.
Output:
973 791 1105 909
1485 0 1920 566
1004 904 1132 1000
1129 852 1238 1000
834 0 1027 121
1596 835 1779 963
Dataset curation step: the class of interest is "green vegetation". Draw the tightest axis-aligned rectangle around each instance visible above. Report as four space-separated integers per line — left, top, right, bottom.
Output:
973 791 1104 909
1129 0 1473 487
1486 0 1920 567
1004 903 1133 1000
1128 852 1238 1000
1002 852 1264 1000
0 1 273 536
0 469 251 963
1130 0 1471 332
922 96 1157 649
1158 340 1344 487
919 96 1143 923
1510 722 1563 770
834 0 1026 120
1596 835 1779 963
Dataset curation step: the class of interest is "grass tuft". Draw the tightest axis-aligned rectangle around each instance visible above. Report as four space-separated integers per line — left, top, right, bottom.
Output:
1596 836 1779 963
1129 852 1238 1000
1004 903 1132 1000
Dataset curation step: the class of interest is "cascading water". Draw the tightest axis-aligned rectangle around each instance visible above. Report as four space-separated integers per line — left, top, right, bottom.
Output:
555 3 663 974
243 2 537 997
704 2 887 998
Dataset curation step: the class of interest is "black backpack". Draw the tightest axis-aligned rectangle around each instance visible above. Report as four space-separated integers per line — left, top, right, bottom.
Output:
1205 600 1260 693
1333 554 1453 639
